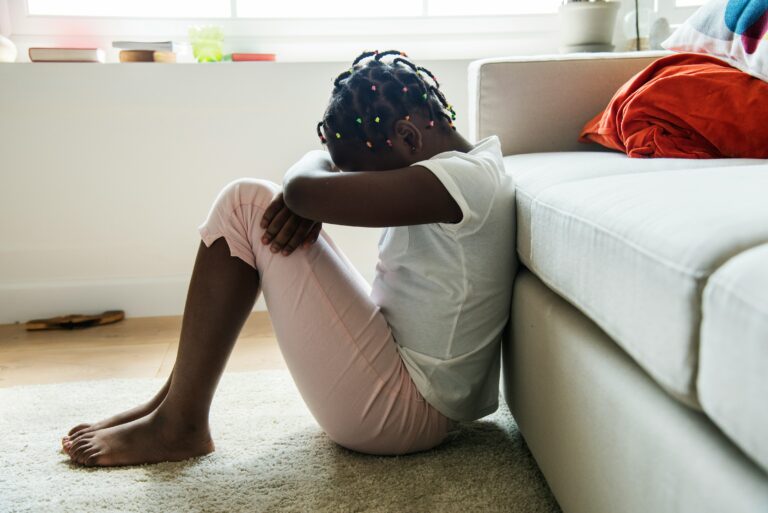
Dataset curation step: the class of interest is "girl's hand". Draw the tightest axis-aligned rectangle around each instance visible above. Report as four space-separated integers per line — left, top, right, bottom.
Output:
260 192 322 256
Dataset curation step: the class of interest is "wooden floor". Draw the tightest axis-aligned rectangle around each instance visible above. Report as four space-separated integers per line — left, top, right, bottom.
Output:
0 312 285 388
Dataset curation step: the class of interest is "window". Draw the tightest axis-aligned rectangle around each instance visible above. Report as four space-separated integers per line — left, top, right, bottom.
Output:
25 0 563 19
6 0 569 62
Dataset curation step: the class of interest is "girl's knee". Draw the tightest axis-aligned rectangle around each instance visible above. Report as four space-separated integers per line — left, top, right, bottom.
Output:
217 178 281 210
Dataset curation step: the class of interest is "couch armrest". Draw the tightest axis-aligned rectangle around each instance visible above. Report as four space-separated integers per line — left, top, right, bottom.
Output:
468 51 671 155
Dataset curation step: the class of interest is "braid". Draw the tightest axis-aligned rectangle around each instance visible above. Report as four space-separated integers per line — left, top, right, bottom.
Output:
416 66 439 89
317 49 457 149
352 50 378 66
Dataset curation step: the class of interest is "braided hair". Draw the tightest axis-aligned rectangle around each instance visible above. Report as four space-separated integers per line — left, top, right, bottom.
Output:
316 50 457 152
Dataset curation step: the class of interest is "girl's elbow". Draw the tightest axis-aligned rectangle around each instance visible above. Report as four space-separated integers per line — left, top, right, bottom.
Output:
283 178 313 218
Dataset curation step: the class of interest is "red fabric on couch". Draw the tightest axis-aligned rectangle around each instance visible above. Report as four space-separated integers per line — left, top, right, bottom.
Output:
579 52 768 158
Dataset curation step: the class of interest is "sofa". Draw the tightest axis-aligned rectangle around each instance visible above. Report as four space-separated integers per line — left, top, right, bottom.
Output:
467 51 768 513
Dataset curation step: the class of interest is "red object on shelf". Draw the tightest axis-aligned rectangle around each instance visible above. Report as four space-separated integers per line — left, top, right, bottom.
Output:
232 53 276 62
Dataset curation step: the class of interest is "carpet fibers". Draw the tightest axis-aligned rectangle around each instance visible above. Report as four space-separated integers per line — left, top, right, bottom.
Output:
0 370 561 513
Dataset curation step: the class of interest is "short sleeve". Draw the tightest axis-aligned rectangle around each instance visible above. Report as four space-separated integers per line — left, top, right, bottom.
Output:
412 154 498 235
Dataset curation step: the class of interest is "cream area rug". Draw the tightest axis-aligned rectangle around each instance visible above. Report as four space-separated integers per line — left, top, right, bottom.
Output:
0 370 561 513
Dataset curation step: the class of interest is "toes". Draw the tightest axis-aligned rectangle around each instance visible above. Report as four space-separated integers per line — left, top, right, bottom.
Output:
69 439 93 461
67 423 91 437
81 447 101 466
68 426 94 441
74 443 95 464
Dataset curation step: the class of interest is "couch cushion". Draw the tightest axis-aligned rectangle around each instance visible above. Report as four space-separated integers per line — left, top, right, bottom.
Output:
699 243 768 473
518 163 768 408
505 152 766 271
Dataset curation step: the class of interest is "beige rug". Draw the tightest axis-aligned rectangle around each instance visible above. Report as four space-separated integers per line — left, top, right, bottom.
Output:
0 370 561 513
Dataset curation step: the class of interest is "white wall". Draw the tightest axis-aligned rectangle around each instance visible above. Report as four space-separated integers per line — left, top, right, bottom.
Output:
0 60 473 324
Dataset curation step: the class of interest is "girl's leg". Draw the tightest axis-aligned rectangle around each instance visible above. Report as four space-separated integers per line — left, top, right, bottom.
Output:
66 228 262 465
67 178 451 466
192 178 453 455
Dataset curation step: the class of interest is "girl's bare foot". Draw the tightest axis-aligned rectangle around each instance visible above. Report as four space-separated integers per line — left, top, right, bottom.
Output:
67 408 214 467
62 372 174 454
61 401 162 454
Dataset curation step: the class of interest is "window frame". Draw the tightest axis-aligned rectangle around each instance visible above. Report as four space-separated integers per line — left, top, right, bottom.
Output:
2 0 707 62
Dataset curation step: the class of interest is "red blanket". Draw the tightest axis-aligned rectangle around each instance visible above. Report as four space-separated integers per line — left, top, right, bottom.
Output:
579 53 768 158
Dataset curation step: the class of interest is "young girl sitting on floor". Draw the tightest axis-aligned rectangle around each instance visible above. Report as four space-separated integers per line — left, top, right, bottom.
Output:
61 49 515 466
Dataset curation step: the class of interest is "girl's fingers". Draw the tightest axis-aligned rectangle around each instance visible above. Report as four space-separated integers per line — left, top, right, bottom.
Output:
303 223 323 247
262 206 291 245
282 220 315 256
260 192 285 229
269 214 301 253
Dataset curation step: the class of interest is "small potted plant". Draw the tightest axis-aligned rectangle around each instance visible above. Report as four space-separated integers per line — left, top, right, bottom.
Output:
559 0 621 53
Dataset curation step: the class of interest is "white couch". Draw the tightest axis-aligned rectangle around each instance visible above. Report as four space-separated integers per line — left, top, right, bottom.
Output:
468 51 768 513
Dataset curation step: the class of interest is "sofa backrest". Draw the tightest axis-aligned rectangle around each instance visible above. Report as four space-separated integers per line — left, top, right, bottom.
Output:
468 51 670 155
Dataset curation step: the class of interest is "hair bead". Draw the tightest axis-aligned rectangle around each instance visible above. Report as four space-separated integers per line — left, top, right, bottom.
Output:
374 116 380 123
366 141 373 148
356 117 362 124
371 84 377 91
386 139 393 147
335 132 341 139
402 86 408 93
404 115 410 121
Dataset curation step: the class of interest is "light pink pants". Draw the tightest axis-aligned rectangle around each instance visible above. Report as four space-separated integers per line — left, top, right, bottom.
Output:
197 178 454 455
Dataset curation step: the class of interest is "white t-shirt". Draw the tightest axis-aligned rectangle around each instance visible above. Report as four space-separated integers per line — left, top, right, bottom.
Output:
370 135 516 421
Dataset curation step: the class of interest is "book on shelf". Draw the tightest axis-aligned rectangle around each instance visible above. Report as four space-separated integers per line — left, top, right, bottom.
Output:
112 40 181 52
231 53 276 62
28 48 105 63
119 50 177 63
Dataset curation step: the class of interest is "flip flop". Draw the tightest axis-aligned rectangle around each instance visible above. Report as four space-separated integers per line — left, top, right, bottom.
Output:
25 310 125 331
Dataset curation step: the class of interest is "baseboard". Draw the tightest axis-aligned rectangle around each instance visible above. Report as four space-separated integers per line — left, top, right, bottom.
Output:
0 275 268 325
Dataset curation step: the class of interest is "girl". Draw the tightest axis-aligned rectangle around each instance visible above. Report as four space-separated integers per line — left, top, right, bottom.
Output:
61 49 515 466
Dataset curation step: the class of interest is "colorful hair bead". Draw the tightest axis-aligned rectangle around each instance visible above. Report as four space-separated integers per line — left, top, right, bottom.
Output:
422 93 428 100
356 117 362 124
386 139 393 147
404 115 410 121
374 116 380 123
335 132 341 139
402 86 408 93
366 141 373 148
371 84 377 91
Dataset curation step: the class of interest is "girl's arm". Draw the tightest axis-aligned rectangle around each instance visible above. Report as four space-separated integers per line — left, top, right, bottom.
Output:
282 151 461 228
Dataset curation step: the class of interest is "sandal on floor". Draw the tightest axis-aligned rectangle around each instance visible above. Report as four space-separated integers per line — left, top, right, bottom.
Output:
25 310 125 331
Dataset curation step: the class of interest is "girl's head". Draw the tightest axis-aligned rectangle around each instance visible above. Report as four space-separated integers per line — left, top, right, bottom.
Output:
316 50 459 172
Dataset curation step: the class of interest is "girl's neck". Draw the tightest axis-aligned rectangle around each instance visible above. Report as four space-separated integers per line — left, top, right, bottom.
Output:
427 130 475 157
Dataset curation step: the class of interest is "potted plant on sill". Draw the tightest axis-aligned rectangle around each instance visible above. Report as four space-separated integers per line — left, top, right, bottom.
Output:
559 0 622 53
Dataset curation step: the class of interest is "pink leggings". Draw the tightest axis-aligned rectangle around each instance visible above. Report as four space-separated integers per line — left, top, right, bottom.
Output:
197 178 455 455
